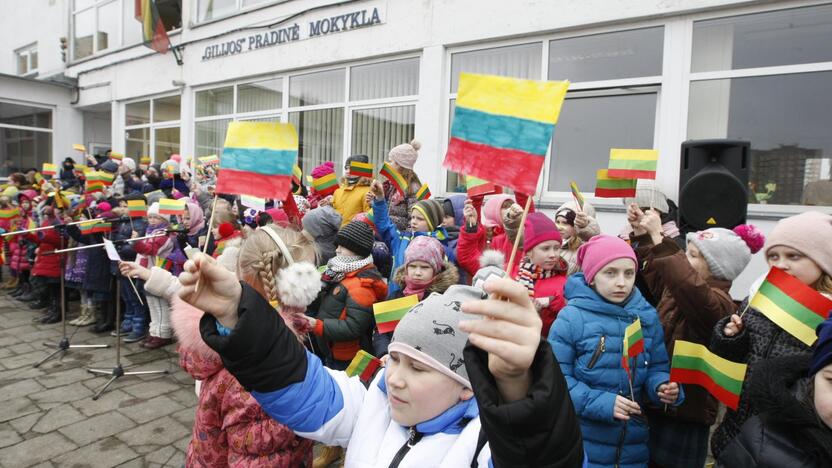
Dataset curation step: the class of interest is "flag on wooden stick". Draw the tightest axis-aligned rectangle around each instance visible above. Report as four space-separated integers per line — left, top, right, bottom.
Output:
466 175 501 197
374 295 419 334
349 161 374 179
569 181 584 211
380 162 408 196
670 340 747 410
415 184 431 200
621 318 644 371
127 200 147 218
312 173 339 197
444 73 569 195
216 122 299 200
345 350 382 384
158 198 186 216
595 169 637 198
607 149 659 180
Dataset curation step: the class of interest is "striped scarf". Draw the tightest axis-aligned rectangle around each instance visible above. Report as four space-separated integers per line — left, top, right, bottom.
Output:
517 258 563 298
322 255 373 283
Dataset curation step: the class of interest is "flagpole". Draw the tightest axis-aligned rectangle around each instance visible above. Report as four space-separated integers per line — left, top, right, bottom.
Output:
195 194 219 293
505 195 533 275
1 217 108 237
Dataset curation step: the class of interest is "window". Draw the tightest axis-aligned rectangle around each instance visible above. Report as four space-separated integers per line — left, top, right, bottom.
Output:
16 44 38 76
0 102 53 176
194 57 420 178
124 95 181 164
688 5 832 207
548 27 663 82
196 0 282 23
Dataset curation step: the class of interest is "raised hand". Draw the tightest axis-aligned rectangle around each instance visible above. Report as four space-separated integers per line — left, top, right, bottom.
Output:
118 261 151 281
178 253 242 329
463 199 478 227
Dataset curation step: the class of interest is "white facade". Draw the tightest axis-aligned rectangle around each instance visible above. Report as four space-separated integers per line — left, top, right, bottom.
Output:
2 0 832 297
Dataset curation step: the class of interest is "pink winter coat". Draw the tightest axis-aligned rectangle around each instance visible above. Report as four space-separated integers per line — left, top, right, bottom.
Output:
171 298 314 467
8 215 35 272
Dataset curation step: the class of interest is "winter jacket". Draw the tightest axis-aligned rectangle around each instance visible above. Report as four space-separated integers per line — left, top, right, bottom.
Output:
716 354 832 468
302 206 342 266
66 225 112 293
199 282 585 468
709 298 814 458
373 198 456 298
332 181 370 228
632 234 735 426
549 274 683 468
160 176 189 198
391 260 460 299
31 222 63 278
382 178 421 232
133 224 172 269
64 247 89 286
308 265 388 364
7 220 34 272
515 269 567 338
110 216 146 275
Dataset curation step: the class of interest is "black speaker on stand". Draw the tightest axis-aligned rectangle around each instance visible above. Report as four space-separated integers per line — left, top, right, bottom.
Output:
678 139 750 235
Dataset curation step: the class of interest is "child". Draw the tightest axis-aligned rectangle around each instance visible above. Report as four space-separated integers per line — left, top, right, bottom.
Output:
366 181 455 297
516 212 568 337
302 205 342 266
619 187 682 246
555 200 600 275
181 201 206 249
120 224 319 467
307 221 388 370
381 140 423 232
628 205 763 468
332 154 372 227
549 234 683 468
133 202 175 348
178 254 585 467
9 190 38 300
716 318 832 467
710 210 832 458
111 195 149 342
30 205 64 324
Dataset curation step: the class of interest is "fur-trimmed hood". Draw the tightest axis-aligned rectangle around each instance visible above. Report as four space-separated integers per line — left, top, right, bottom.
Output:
171 296 223 380
393 260 460 294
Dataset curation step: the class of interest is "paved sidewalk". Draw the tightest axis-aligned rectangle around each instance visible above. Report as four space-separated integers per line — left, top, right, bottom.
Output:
0 293 196 467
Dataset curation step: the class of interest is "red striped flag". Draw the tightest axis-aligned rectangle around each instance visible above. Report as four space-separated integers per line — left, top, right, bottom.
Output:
345 350 382 384
135 0 170 54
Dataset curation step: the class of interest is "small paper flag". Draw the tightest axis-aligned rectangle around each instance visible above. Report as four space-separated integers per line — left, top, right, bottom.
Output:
158 198 186 216
110 152 124 162
199 155 220 166
608 149 658 180
127 200 147 218
312 173 339 197
415 184 431 200
595 169 637 198
73 144 86 152
140 156 151 165
292 165 303 186
569 181 584 211
345 350 382 384
380 162 407 196
349 161 374 179
240 194 266 212
373 295 419 334
670 340 747 410
466 175 501 197
42 163 58 177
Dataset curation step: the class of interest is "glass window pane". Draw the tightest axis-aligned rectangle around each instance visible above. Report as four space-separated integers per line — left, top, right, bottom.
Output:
242 0 270 6
548 92 657 192
154 95 181 122
154 127 180 162
238 115 281 123
350 58 420 101
238 78 283 113
196 86 233 117
351 106 415 169
125 127 150 164
17 54 28 75
74 0 95 10
688 72 832 206
126 100 150 126
123 0 143 46
195 119 231 158
289 69 345 107
289 108 344 176
197 0 236 22
450 43 542 93
692 5 832 72
0 102 52 129
73 9 94 60
0 128 52 175
548 27 663 82
30 50 37 70
97 0 119 51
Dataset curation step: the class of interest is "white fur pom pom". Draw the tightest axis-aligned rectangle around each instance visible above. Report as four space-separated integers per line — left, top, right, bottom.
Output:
479 249 505 269
277 262 322 307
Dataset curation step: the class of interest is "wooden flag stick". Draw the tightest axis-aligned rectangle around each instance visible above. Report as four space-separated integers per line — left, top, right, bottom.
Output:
505 195 533 276
196 194 219 293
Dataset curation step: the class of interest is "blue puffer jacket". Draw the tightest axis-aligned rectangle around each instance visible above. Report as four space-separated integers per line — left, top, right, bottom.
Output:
549 273 683 468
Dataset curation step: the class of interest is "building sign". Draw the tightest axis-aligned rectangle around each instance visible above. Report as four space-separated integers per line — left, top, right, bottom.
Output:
201 7 383 61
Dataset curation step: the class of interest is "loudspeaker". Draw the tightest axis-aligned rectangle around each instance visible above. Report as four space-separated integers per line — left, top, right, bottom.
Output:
678 139 749 233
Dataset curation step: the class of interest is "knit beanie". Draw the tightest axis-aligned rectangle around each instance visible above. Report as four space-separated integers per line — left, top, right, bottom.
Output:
311 161 336 179
482 195 513 229
389 285 486 388
336 221 375 258
147 202 169 221
100 160 119 174
686 225 765 281
160 159 179 176
96 202 112 213
523 212 562 252
411 199 444 232
388 139 421 170
472 250 507 289
624 186 669 214
809 317 832 376
557 200 597 219
764 211 832 277
555 208 576 226
405 236 445 272
122 158 136 171
577 234 637 284
217 222 235 239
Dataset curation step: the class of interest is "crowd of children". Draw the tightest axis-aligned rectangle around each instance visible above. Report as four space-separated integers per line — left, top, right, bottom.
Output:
2 142 831 468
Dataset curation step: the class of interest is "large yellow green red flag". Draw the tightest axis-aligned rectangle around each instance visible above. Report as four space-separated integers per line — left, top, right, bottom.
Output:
158 198 186 216
670 340 747 410
607 149 659 180
135 0 170 54
750 267 831 346
444 73 569 195
373 295 419 334
42 163 58 176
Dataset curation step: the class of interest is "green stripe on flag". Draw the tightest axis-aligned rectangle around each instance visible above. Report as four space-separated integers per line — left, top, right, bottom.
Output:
608 159 658 171
596 178 638 189
671 355 744 395
757 281 826 329
375 308 409 323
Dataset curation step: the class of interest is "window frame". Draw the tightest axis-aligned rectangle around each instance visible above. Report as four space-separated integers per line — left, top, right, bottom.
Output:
123 93 182 164
192 0 292 27
15 43 38 76
0 99 55 173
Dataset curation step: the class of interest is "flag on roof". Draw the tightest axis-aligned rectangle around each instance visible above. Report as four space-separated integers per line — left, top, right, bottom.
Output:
444 73 569 195
135 0 170 54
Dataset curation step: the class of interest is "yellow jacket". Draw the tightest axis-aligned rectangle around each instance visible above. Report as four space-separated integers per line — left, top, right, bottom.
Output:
332 181 371 227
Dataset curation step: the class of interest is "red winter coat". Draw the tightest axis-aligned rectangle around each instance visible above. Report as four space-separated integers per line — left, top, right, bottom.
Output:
32 225 62 278
512 269 566 337
171 298 313 467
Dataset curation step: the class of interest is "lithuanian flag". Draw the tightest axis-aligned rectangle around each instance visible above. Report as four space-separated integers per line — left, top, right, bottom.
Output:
88 171 115 186
127 200 147 218
73 143 86 152
79 220 112 235
621 318 644 371
217 122 299 199
466 175 501 197
380 162 407 196
292 165 302 186
110 152 124 162
135 0 170 54
750 267 831 346
595 169 637 198
374 295 419 334
345 350 382 384
349 161 374 179
444 73 569 195
670 340 747 410
312 173 339 197
240 194 266 212
85 180 105 194
199 155 219 166
415 184 431 201
158 198 186 216
607 149 659 180
569 181 584 211
0 208 20 219
140 156 151 165
42 163 58 176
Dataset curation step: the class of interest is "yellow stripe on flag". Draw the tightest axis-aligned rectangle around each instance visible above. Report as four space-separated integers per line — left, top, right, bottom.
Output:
673 341 748 381
222 122 298 151
456 73 570 125
609 149 659 161
751 293 819 346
